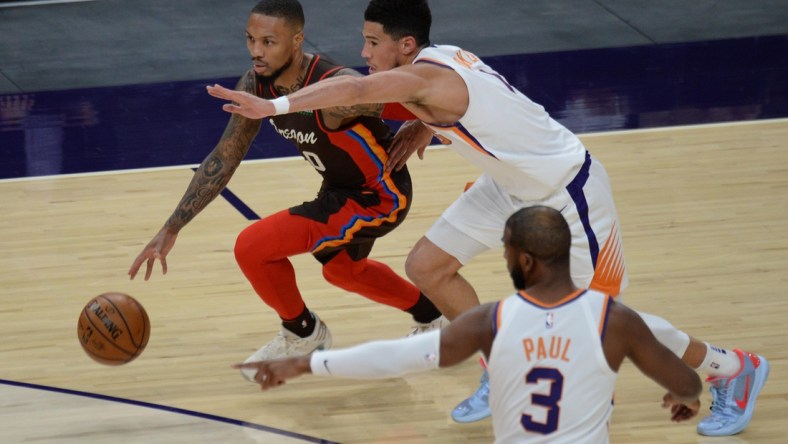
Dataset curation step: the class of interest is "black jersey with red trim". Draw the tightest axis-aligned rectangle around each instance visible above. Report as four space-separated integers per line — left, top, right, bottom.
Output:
255 55 401 190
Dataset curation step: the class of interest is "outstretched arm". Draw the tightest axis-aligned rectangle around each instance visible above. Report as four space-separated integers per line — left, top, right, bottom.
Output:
128 72 262 280
317 67 385 129
234 303 497 390
207 63 466 124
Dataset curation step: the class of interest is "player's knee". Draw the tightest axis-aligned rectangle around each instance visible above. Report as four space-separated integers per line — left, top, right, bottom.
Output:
405 247 443 289
404 249 425 285
234 225 268 266
234 229 252 265
321 261 345 284
322 257 364 290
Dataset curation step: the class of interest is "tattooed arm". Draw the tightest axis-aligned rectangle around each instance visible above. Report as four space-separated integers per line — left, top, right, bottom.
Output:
128 71 262 280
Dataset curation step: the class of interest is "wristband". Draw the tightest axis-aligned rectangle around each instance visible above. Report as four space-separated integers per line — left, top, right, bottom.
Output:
271 96 290 115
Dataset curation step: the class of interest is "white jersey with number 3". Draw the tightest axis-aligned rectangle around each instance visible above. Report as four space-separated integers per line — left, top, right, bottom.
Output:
489 289 617 444
413 45 587 201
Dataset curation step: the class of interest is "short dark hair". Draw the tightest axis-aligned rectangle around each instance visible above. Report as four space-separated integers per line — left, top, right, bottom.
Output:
364 0 431 47
505 206 571 265
251 0 305 31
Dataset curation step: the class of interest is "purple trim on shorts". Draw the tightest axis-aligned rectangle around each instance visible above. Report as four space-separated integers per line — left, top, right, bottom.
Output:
564 151 599 267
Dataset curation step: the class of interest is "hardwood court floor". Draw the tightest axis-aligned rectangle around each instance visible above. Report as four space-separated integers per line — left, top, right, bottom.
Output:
1 119 786 443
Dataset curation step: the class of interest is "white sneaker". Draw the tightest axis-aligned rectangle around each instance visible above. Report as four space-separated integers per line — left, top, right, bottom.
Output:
240 313 332 382
407 315 449 337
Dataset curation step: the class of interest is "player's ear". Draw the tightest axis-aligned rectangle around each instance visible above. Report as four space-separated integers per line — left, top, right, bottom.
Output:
400 35 418 56
519 251 534 273
292 29 304 49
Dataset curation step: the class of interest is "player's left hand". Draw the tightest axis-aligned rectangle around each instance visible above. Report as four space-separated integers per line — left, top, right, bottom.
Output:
661 393 700 422
387 120 435 172
206 84 274 119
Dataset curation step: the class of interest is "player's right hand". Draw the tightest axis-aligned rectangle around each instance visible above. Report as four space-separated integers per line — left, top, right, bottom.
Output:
232 356 312 391
661 392 700 422
128 227 178 281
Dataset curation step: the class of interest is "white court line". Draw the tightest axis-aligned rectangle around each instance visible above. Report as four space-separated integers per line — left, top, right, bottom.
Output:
2 117 786 184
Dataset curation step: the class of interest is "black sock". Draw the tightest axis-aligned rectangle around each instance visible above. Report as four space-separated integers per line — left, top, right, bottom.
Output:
406 293 443 323
281 307 316 338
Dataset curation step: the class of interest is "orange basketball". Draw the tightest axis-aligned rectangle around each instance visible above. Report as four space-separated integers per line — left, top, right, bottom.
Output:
77 292 150 365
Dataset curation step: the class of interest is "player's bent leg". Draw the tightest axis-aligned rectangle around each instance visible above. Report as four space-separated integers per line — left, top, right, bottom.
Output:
322 250 445 334
411 219 493 422
322 250 421 310
406 236 479 321
408 236 488 422
235 211 333 383
234 210 314 319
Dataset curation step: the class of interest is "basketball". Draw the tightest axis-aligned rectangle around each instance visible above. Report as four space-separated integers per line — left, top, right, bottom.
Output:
77 292 150 365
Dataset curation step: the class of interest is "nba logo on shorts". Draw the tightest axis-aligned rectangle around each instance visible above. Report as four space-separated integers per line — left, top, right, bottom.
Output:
545 312 555 328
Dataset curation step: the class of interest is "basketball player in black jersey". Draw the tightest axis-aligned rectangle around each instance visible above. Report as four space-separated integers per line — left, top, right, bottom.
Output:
128 0 445 378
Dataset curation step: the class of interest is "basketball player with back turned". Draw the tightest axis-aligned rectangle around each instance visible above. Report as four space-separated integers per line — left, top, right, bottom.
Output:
236 206 703 444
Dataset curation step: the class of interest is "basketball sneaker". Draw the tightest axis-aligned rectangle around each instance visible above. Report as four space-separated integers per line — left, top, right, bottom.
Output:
407 315 449 337
696 349 770 436
451 369 491 423
240 313 332 383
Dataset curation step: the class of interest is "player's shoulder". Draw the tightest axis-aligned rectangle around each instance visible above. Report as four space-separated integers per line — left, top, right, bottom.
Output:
331 66 365 78
309 54 363 80
605 297 650 338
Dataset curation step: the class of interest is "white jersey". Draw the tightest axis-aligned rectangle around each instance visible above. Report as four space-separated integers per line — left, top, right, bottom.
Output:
416 45 628 296
489 289 617 444
413 45 587 201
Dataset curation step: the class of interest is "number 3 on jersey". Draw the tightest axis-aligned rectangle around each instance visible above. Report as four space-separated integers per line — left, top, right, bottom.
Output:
521 367 564 434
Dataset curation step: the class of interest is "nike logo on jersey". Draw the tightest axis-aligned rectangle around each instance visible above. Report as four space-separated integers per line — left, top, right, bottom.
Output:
323 359 331 374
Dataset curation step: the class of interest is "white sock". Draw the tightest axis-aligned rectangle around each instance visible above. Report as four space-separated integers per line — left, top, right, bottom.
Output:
697 343 741 377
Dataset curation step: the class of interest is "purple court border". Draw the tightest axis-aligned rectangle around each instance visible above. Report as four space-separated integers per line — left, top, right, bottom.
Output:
0 378 338 444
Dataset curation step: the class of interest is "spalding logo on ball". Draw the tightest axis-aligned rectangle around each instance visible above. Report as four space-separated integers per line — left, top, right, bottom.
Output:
77 292 150 365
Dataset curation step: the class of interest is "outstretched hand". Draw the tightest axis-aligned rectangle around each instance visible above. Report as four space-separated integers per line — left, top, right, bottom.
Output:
128 227 178 280
206 84 275 119
232 356 312 391
661 392 700 422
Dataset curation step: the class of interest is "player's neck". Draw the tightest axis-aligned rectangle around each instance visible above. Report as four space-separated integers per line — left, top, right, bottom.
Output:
525 277 578 304
402 45 428 66
272 51 309 95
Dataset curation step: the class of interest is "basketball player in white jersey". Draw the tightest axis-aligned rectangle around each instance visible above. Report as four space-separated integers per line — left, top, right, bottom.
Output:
234 206 703 443
206 0 769 436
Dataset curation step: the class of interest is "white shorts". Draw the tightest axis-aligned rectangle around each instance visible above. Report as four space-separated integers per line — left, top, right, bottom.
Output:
426 153 628 295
